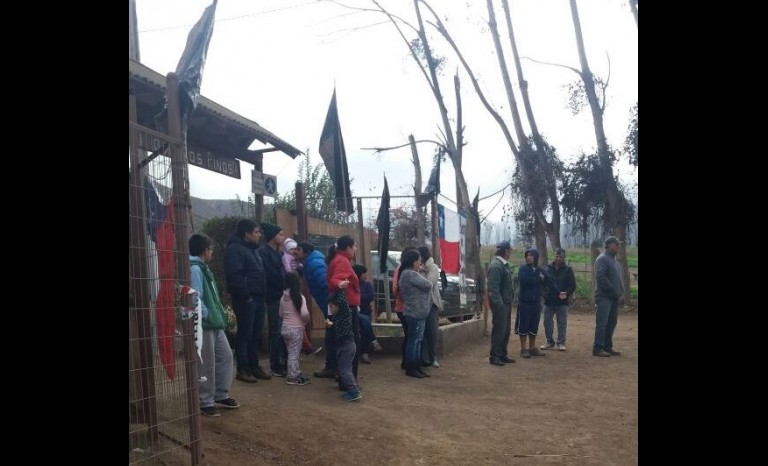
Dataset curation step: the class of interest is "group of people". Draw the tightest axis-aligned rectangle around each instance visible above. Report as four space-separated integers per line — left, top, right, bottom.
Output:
188 216 627 415
486 236 625 367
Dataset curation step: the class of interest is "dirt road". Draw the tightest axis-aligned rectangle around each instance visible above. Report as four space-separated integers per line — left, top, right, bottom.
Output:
198 310 638 465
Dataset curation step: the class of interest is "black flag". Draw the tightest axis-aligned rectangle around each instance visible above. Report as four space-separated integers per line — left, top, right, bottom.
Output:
175 0 218 135
319 88 354 213
417 151 441 208
376 176 391 274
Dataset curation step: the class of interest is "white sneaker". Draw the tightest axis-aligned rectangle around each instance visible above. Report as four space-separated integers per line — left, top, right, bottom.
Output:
540 342 555 350
372 340 383 352
557 343 566 351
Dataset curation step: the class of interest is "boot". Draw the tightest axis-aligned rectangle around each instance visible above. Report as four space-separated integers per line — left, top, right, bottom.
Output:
405 363 425 378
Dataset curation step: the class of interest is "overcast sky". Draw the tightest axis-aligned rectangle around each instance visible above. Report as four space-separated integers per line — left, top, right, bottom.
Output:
135 0 638 229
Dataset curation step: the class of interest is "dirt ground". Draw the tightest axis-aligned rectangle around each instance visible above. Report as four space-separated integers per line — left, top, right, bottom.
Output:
198 308 638 465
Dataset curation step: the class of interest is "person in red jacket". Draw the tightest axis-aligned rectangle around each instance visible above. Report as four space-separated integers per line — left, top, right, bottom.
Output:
327 235 361 394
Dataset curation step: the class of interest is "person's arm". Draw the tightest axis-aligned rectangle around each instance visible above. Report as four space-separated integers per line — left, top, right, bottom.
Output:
300 296 310 324
190 264 209 319
595 257 618 297
566 267 577 296
539 268 564 298
224 246 249 301
487 262 503 308
282 253 293 273
329 259 352 291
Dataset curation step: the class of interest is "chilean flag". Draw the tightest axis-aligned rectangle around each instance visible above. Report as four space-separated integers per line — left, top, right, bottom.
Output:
438 203 460 274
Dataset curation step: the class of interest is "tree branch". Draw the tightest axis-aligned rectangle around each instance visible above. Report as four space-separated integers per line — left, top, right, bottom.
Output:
521 56 581 75
601 52 611 113
361 139 445 154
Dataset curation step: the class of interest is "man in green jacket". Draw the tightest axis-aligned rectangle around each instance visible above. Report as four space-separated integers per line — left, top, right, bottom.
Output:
190 234 240 417
487 241 516 366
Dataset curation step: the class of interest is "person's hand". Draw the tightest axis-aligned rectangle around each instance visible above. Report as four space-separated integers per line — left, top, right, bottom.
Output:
558 291 567 300
539 273 545 281
339 279 350 289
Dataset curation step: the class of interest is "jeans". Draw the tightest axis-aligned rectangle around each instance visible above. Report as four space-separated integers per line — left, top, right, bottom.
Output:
397 312 408 365
421 305 439 364
489 301 512 360
266 299 287 371
593 296 619 352
403 315 426 364
335 338 358 392
232 297 265 371
543 304 569 345
358 312 374 354
324 325 337 371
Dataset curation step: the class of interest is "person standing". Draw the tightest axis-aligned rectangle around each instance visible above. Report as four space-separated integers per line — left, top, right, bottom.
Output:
418 246 442 368
515 248 565 359
398 249 434 378
223 219 271 382
540 248 577 351
258 222 288 377
282 237 318 356
327 235 362 400
190 233 239 416
593 236 626 357
487 241 516 366
280 271 311 385
293 242 337 378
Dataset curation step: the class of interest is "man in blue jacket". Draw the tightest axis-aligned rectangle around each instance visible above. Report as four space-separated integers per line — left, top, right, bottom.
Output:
515 248 565 358
293 242 337 378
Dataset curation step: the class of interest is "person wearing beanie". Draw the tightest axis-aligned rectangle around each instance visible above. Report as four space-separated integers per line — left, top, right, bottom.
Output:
540 248 576 352
592 236 625 357
487 240 516 366
257 222 289 376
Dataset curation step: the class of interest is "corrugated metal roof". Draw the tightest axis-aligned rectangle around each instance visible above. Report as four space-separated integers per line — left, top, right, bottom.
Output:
129 59 302 159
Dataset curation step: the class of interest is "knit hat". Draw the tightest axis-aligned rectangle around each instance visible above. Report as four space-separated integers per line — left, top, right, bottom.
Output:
260 222 282 242
283 238 297 253
554 248 566 258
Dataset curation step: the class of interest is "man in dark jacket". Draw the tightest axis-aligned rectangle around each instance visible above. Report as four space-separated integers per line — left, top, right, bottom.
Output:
258 222 288 376
487 241 516 366
294 242 338 378
540 248 577 351
224 219 270 383
593 236 626 357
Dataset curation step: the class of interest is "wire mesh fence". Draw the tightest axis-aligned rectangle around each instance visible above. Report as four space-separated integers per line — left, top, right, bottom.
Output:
130 120 200 465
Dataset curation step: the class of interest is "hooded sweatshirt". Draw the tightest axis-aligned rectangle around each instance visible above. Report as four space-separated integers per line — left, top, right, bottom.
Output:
518 248 561 303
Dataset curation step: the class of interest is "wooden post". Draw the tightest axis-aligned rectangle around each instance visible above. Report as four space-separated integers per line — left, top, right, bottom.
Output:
167 73 202 465
253 153 264 222
296 182 307 242
356 197 367 269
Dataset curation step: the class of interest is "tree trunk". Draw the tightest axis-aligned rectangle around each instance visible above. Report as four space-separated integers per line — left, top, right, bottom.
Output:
409 134 426 245
629 0 638 27
569 0 631 302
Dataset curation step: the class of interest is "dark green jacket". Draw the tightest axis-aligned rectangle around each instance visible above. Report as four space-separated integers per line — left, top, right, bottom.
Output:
487 256 515 309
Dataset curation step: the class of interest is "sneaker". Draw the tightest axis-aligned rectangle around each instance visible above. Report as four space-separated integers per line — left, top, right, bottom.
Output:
287 376 311 386
214 398 240 409
520 349 531 358
500 356 516 363
489 358 505 366
606 349 621 356
200 406 220 417
251 366 272 380
235 369 258 383
431 359 440 368
593 349 612 357
361 353 372 364
372 340 383 352
557 343 566 351
313 367 337 378
540 342 555 350
529 348 546 357
270 367 287 377
342 390 362 402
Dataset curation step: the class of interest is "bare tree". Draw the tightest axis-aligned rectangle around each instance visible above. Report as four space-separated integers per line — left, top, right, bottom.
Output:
568 0 634 303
